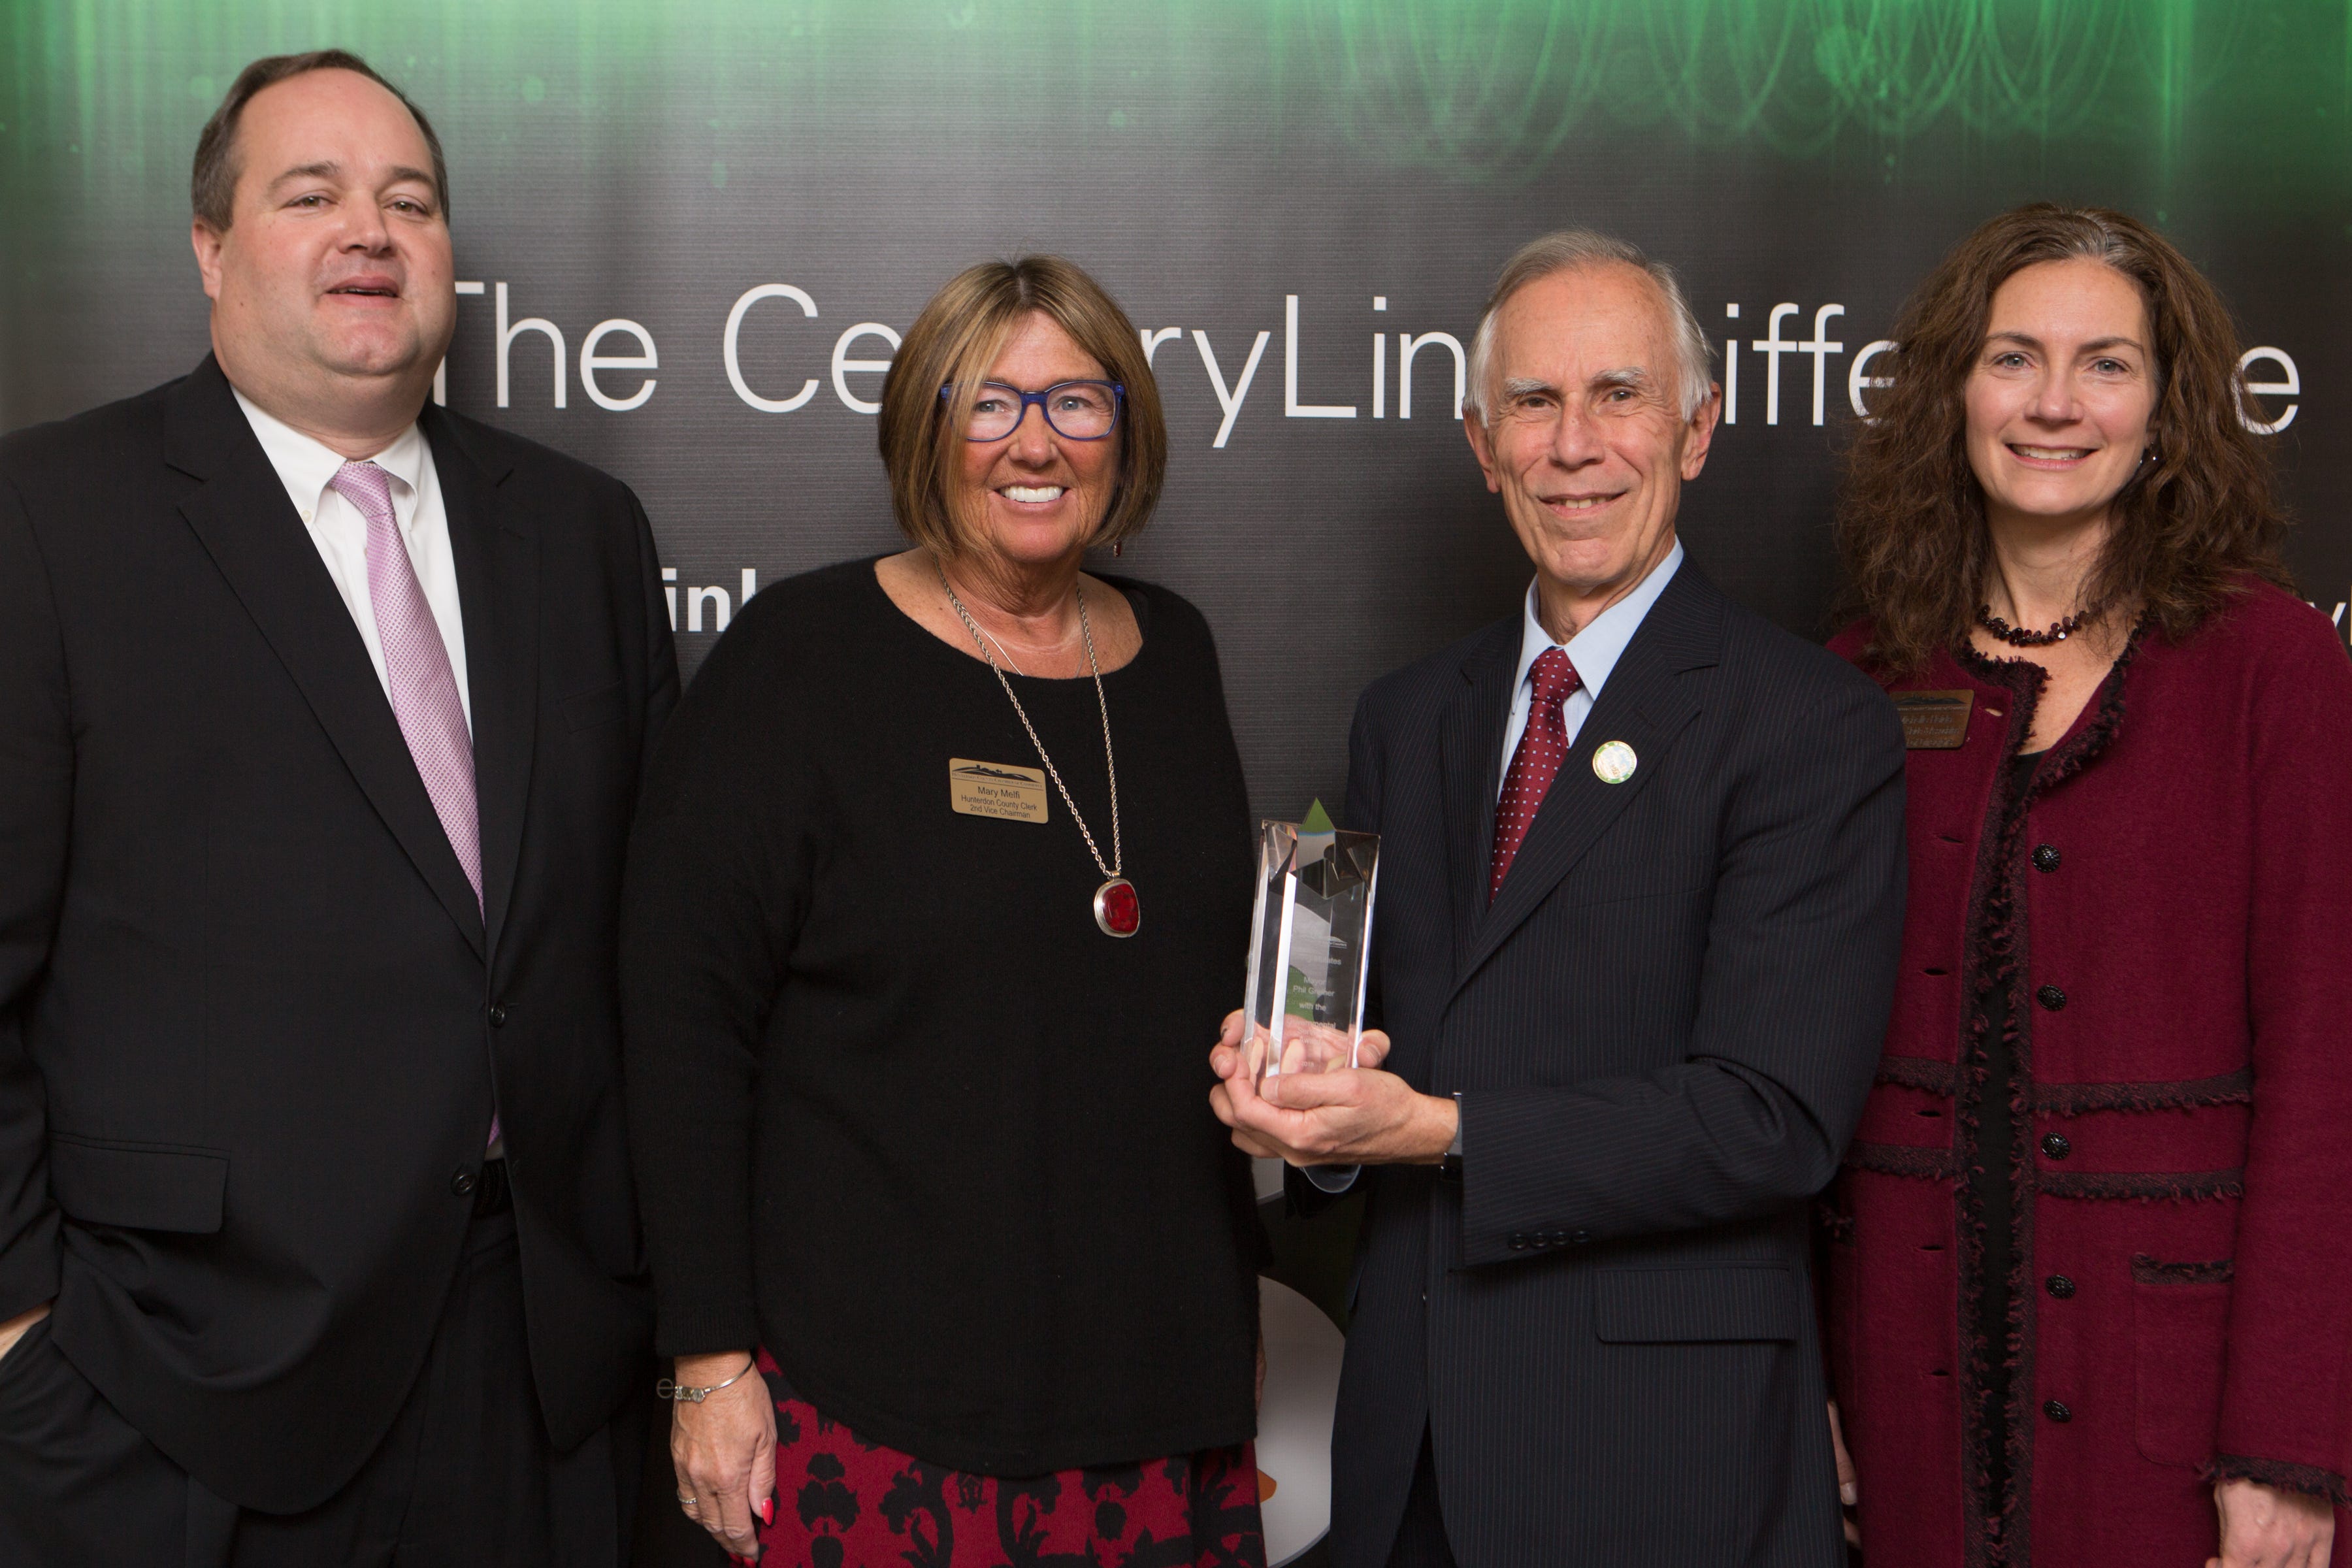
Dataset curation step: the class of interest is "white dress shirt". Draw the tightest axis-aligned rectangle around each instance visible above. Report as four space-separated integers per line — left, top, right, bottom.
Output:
1296 540 1685 1196
235 395 497 1154
232 390 472 731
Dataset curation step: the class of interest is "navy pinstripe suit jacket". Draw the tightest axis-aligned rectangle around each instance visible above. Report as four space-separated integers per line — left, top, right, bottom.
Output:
1312 559 1906 1567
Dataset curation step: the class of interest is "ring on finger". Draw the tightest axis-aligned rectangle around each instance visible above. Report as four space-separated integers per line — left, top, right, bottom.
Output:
678 1492 698 1509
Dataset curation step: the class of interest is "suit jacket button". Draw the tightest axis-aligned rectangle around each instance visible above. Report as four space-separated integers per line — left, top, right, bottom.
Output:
451 1168 478 1196
2041 1133 2072 1160
2036 984 2066 1011
2033 845 2061 872
1510 1233 1527 1249
487 1004 509 1028
1571 1230 1592 1245
2043 1399 2072 1424
2046 1274 2076 1299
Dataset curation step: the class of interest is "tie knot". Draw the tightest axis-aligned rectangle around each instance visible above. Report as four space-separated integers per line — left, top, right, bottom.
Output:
328 460 397 527
1529 645 1581 704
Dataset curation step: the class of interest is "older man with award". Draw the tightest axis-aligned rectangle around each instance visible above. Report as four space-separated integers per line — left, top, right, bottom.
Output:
1211 230 1907 1567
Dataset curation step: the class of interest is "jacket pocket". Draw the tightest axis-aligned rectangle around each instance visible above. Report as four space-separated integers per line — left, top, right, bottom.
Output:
1594 1264 1799 1343
48 1135 229 1234
559 679 629 734
2132 1256 2231 1469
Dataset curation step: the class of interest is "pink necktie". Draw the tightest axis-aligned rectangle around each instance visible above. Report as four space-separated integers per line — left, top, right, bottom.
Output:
329 462 498 1151
1490 647 1582 902
327 461 483 909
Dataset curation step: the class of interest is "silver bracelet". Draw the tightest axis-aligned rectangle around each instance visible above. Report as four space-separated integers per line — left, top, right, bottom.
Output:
657 1358 757 1403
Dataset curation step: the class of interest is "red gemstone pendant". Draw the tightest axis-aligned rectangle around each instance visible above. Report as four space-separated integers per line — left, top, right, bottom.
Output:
1094 878 1141 938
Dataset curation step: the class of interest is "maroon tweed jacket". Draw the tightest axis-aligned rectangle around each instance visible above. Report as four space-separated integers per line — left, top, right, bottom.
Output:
1822 577 2352 1567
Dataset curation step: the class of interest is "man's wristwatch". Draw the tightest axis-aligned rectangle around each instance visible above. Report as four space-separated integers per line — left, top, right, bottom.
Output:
1440 1091 1465 1182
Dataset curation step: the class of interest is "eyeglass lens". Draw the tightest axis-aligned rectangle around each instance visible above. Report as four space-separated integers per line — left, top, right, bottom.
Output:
964 382 1120 441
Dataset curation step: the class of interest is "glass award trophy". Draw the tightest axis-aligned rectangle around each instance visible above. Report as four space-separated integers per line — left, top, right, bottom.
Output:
1241 800 1380 1086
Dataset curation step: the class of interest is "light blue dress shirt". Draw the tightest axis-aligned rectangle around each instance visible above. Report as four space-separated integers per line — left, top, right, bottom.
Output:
1497 538 1683 787
1297 540 1685 1194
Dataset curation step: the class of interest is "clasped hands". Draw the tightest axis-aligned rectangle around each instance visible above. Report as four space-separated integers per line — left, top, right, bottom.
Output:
1207 1009 1457 1168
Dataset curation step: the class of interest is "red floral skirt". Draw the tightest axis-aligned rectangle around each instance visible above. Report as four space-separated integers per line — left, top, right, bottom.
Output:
750 1349 1266 1567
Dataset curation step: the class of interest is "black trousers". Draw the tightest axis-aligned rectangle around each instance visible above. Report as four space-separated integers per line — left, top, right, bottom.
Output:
1384 1426 1460 1568
0 1166 644 1567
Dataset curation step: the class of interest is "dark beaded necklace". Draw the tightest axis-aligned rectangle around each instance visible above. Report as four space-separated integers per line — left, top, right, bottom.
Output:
1976 603 2100 647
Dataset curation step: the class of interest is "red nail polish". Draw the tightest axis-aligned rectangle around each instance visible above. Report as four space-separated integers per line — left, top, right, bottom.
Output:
759 1497 774 1526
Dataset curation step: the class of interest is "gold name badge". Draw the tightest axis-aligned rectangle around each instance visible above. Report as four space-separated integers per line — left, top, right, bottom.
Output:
1892 690 1975 749
949 759 1049 823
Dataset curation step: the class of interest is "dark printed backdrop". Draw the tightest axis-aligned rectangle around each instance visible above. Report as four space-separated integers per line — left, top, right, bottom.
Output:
5 1 2345 819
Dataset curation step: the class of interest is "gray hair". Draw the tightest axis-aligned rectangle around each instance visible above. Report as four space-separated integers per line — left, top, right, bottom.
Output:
1463 229 1716 423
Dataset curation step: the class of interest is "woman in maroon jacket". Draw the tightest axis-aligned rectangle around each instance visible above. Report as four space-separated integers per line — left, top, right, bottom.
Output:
1823 202 2352 1568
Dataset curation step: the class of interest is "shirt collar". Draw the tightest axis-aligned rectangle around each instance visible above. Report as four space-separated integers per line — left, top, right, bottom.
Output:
231 387 425 519
1514 538 1684 703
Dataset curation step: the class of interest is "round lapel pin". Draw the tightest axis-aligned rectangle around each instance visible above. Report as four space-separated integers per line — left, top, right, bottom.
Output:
1592 740 1638 784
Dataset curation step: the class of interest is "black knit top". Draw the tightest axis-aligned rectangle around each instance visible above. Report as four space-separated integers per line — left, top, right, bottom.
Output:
620 557 1264 1475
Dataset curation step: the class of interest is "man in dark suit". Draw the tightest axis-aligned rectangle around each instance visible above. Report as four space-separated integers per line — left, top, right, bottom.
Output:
1212 231 1905 1566
0 51 675 1564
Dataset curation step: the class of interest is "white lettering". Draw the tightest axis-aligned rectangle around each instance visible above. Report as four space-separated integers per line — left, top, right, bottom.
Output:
662 566 677 631
1194 329 1271 449
1848 340 1897 419
831 323 902 415
1372 333 1386 419
495 282 566 410
434 282 485 406
1800 304 1845 426
687 585 731 632
1285 295 1355 417
1722 302 1740 425
1399 332 1466 421
1140 327 1184 367
723 285 820 413
579 319 658 412
1750 303 1799 426
2238 346 2300 435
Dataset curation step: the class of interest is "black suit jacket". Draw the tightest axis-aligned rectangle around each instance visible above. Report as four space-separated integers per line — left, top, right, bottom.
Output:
0 358 678 1512
1310 561 1904 1567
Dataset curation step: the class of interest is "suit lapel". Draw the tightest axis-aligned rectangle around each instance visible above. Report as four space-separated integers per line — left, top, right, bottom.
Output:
1454 563 1723 992
426 407 536 964
165 359 485 958
1438 622 1520 983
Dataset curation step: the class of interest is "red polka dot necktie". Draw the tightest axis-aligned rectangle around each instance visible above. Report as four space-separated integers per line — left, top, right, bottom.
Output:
1490 646 1582 902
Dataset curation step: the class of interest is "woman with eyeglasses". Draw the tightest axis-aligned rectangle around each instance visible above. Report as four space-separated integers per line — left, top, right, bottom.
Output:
621 255 1267 1567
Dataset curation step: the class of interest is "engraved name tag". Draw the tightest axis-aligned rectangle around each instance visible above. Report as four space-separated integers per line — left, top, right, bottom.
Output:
949 759 1049 822
1892 690 1975 749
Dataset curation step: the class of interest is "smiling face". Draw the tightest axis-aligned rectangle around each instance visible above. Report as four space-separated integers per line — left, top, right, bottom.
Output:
1465 263 1719 632
191 67 455 438
1965 257 2157 538
950 311 1122 570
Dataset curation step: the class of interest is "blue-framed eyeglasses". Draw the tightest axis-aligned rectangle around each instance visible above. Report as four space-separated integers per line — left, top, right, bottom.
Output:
941 380 1125 442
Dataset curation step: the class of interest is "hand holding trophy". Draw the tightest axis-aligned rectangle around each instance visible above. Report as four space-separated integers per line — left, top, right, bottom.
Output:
1240 800 1380 1090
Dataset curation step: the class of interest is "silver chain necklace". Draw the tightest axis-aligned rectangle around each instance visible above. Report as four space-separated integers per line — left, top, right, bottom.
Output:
936 559 1139 938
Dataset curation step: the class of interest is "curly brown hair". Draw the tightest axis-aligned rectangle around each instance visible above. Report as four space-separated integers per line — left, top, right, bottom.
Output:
1835 203 2291 672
